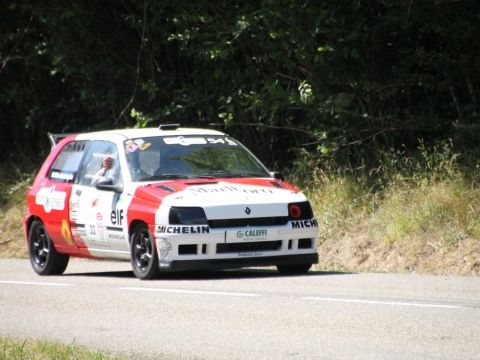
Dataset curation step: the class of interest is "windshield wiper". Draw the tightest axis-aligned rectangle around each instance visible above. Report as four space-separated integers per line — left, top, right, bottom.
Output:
138 174 190 181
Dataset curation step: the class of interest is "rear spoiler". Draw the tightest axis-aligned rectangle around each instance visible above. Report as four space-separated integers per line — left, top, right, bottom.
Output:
48 133 76 148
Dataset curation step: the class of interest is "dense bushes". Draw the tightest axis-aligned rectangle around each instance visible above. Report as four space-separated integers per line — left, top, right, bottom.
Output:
1 1 480 170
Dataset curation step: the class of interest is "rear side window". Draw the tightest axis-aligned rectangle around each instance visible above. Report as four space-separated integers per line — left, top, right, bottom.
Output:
48 141 87 182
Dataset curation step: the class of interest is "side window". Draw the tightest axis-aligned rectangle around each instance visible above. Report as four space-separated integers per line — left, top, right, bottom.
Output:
48 141 87 182
77 141 122 187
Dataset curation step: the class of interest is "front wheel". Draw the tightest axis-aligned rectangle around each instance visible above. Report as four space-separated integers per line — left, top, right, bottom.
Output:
130 223 159 280
276 263 312 275
28 220 69 275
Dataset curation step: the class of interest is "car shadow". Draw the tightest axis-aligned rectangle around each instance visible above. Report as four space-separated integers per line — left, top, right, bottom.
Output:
63 270 135 278
63 268 354 280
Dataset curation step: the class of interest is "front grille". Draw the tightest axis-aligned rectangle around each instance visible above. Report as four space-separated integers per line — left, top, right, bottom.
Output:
216 240 282 254
209 217 288 228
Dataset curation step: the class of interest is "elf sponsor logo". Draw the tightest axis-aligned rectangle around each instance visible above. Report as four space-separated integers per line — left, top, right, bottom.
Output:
111 209 124 225
291 219 319 229
156 225 210 234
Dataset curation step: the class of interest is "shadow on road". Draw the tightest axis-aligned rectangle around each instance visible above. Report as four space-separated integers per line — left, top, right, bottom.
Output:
63 270 135 278
63 268 354 281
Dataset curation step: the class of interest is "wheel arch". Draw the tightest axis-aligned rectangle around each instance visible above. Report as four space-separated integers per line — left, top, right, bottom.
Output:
25 215 61 252
25 215 42 239
128 219 149 243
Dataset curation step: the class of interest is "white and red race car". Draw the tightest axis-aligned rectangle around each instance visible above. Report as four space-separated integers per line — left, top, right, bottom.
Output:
25 125 319 279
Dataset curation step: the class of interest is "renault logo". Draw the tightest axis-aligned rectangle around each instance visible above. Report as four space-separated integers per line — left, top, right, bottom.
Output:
245 207 251 215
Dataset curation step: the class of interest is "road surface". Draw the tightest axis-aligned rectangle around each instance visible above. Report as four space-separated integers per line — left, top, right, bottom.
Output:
1 258 479 359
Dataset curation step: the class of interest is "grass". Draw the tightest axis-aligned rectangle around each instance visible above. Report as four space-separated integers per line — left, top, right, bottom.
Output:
0 337 121 360
301 144 480 276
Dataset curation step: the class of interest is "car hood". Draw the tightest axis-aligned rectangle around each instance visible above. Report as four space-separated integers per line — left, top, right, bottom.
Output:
132 179 307 219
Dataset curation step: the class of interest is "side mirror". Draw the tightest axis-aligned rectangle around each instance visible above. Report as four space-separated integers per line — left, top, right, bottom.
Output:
269 171 285 181
95 178 123 193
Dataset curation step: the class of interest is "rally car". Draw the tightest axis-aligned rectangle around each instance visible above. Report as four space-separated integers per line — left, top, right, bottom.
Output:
24 124 319 279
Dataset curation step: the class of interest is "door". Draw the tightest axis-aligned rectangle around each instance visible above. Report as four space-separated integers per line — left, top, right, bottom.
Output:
70 140 130 258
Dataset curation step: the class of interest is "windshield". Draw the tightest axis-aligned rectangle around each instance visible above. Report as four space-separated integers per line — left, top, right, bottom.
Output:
124 135 270 181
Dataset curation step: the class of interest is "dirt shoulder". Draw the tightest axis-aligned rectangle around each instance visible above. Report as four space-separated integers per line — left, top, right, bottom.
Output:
317 233 480 276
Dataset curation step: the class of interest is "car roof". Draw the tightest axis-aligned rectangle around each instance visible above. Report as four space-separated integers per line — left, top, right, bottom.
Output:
75 127 226 142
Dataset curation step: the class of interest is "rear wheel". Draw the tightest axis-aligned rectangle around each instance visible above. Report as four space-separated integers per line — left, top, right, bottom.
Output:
130 223 159 280
28 220 69 275
276 263 312 275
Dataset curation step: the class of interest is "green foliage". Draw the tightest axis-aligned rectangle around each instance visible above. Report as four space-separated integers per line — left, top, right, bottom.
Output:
130 108 152 128
1 1 479 170
0 162 34 206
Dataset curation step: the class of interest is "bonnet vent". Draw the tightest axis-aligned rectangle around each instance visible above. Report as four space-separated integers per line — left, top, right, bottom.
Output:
157 185 176 193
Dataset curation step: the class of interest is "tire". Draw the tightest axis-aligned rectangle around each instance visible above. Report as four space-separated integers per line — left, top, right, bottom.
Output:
276 263 312 275
130 223 159 280
28 220 69 275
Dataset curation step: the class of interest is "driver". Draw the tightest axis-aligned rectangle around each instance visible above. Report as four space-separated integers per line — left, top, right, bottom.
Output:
91 155 115 185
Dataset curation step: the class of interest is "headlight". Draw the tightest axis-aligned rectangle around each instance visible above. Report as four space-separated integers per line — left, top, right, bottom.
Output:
169 207 207 225
288 201 313 220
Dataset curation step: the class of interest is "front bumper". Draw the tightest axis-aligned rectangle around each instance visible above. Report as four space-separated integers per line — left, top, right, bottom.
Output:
154 219 319 272
159 253 319 272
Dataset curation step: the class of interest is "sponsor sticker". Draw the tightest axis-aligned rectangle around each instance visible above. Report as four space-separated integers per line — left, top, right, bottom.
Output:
163 137 207 146
188 185 274 195
229 229 269 242
125 139 152 153
110 209 124 225
71 224 87 239
107 233 125 240
157 239 172 260
50 170 74 181
35 186 66 213
156 225 210 235
69 200 80 221
162 137 238 146
72 228 87 237
61 219 73 245
237 229 267 239
291 219 319 229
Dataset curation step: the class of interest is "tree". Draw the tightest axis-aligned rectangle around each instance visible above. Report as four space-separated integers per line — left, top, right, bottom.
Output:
1 1 479 170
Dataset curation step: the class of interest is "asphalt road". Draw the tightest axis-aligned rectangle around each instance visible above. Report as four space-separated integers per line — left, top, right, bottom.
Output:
0 259 479 359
